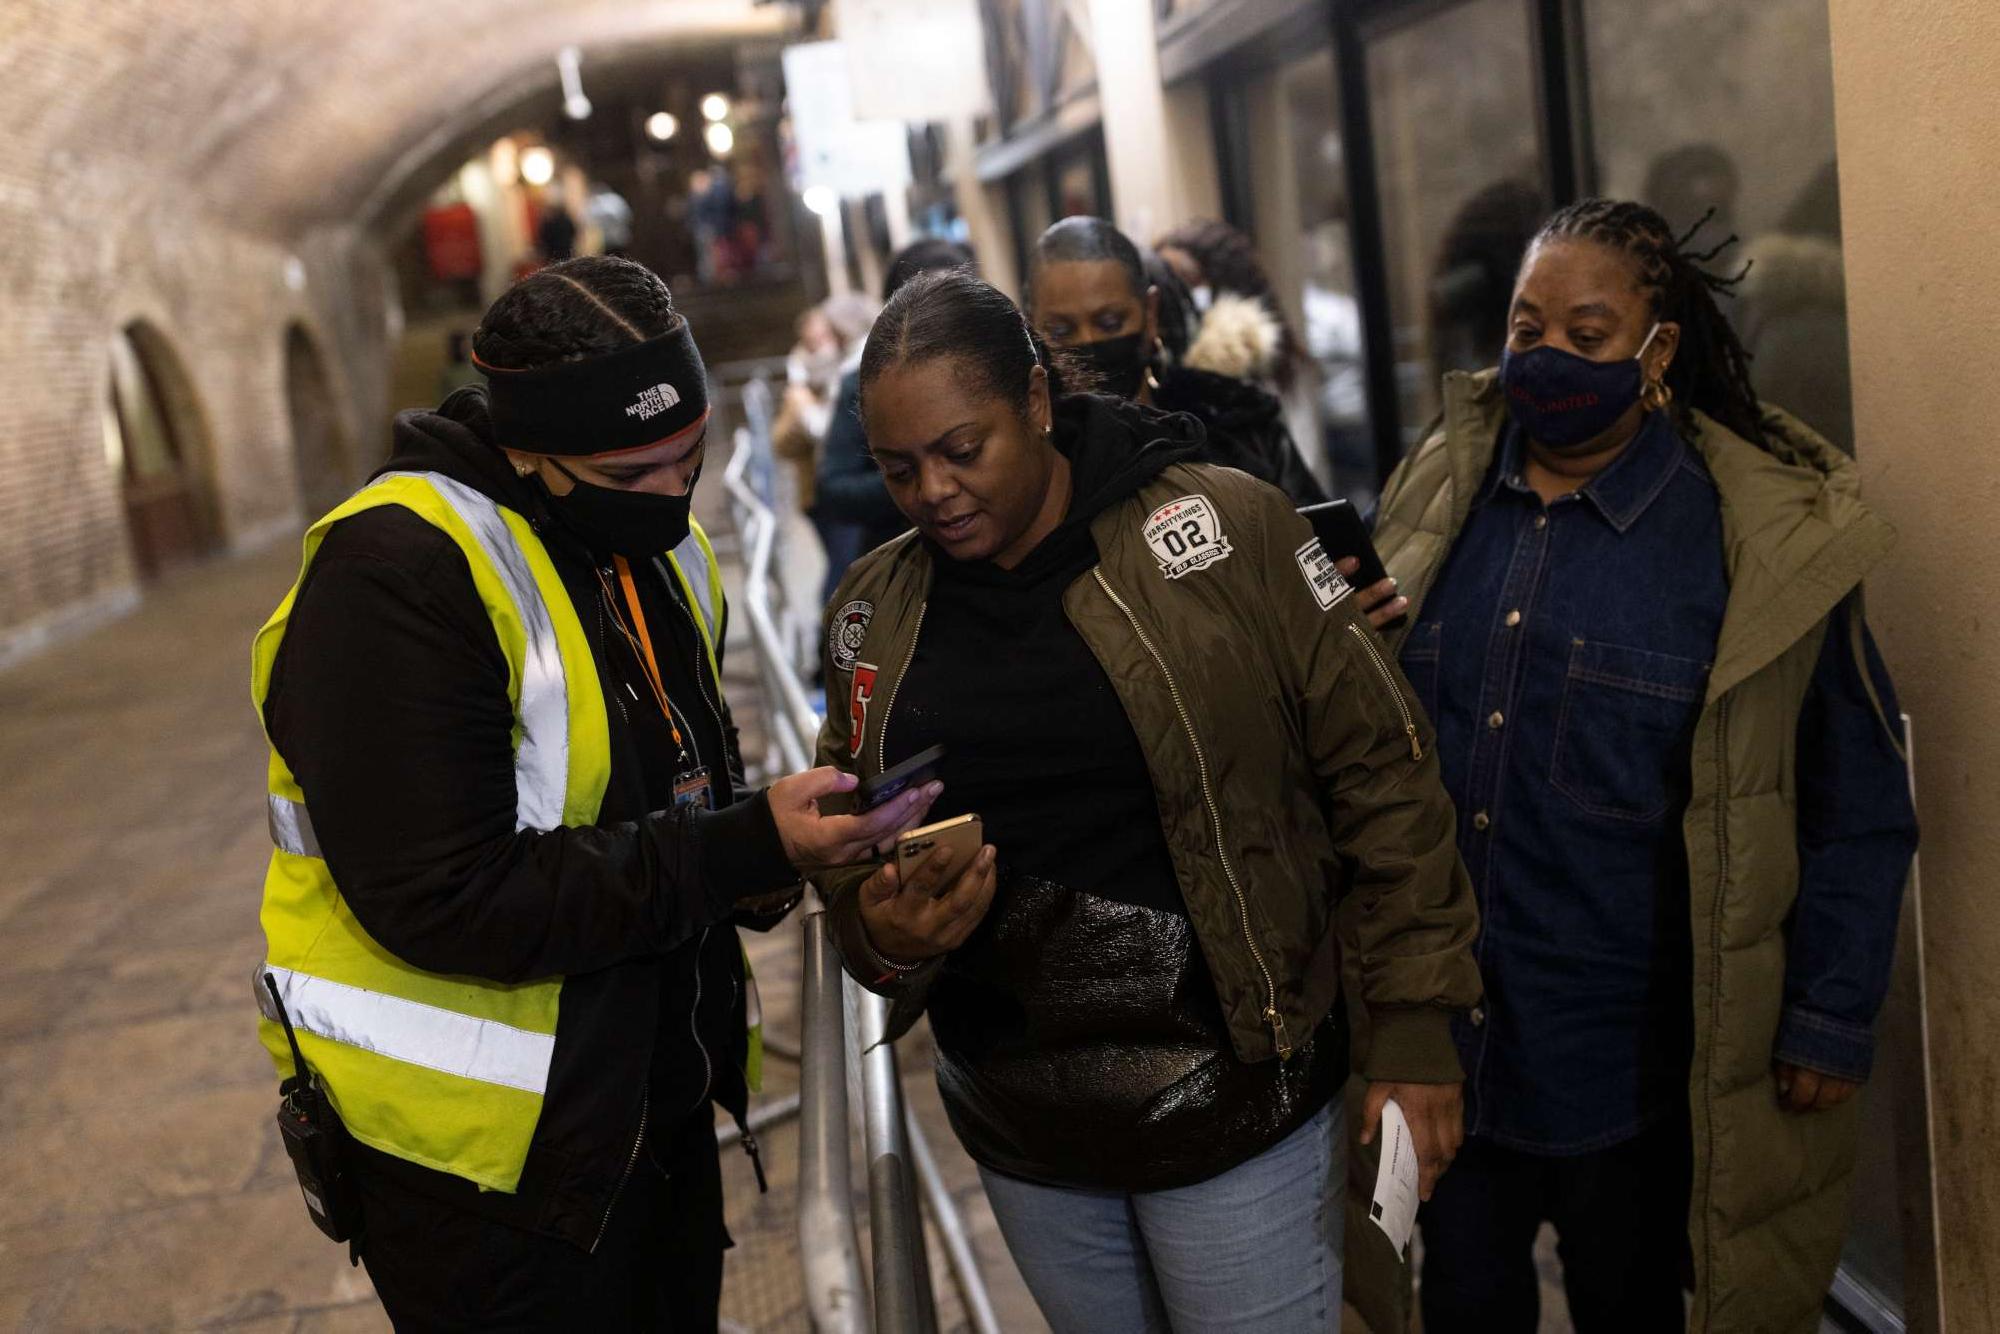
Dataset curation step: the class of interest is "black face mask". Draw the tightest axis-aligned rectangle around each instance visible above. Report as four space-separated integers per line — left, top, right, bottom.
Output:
1070 332 1152 400
538 458 695 559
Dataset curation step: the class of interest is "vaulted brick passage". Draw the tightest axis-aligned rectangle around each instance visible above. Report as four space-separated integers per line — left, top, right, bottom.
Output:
0 0 785 653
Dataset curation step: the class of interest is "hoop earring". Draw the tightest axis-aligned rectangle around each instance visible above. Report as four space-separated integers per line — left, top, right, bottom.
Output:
1641 378 1673 413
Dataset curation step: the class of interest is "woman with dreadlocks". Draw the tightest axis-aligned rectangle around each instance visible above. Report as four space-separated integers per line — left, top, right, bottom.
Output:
1365 199 1917 1334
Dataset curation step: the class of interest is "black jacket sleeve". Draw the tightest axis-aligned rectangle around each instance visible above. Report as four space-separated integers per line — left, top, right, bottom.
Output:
1264 423 1330 508
265 509 788 983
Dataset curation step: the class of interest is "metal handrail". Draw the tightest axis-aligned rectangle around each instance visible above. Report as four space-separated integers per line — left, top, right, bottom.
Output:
718 390 999 1334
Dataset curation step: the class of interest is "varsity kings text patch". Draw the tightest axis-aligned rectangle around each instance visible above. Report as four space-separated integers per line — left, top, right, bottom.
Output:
1143 495 1232 579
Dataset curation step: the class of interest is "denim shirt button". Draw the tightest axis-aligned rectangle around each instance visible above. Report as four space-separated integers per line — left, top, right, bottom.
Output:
1533 514 1548 531
1488 711 1505 730
1504 609 1522 627
1470 1006 1487 1027
1472 811 1491 831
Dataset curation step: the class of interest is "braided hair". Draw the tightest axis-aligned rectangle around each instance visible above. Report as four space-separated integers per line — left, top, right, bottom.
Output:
1532 198 1766 447
472 256 681 370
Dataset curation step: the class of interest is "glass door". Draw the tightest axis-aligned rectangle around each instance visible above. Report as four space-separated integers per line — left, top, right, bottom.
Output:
1363 0 1548 451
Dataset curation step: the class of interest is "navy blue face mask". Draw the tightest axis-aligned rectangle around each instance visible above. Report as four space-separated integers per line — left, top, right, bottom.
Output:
1499 323 1660 451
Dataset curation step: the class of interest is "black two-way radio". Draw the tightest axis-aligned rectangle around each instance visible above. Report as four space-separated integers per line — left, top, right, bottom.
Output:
263 972 362 1248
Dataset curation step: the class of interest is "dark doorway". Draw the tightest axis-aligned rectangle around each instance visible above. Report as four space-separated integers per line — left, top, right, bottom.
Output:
106 322 221 579
285 325 354 518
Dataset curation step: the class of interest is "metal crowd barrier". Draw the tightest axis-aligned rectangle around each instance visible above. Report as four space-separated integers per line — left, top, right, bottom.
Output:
715 369 1001 1334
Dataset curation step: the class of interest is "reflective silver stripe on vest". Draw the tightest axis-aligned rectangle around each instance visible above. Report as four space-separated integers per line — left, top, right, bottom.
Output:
377 471 571 833
268 794 321 859
659 531 716 631
257 963 555 1094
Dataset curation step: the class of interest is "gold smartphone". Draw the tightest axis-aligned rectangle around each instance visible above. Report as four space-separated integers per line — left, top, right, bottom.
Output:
895 814 985 897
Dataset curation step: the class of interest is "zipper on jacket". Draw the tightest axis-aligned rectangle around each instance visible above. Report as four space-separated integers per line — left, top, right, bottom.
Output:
1698 696 1731 1312
725 960 770 1193
687 927 714 1118
594 589 637 731
675 582 728 754
1346 622 1423 762
1091 569 1292 1060
739 1125 769 1193
590 1088 648 1254
874 602 927 773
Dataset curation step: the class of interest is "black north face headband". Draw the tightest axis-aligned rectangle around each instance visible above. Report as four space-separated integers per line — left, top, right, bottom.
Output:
475 323 710 457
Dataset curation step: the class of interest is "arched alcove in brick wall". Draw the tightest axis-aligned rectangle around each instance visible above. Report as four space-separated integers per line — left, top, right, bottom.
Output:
106 320 224 579
0 0 789 649
283 325 354 520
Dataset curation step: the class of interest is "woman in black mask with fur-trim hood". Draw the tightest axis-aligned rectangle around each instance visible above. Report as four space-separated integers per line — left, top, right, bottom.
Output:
252 256 940 1331
1030 218 1414 622
1028 216 1329 507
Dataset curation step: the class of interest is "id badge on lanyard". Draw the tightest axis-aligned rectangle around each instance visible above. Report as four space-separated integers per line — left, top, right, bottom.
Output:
609 557 717 814
673 766 714 811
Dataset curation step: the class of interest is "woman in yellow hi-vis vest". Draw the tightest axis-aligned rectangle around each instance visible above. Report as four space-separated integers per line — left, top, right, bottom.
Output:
253 256 940 1331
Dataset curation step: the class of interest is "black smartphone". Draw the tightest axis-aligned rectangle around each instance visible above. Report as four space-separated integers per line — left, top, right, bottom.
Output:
1298 500 1390 589
856 743 947 811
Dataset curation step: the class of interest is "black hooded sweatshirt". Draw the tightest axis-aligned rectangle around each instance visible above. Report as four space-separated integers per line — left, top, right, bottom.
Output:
882 394 1344 1191
1155 365 1330 507
262 387 798 1249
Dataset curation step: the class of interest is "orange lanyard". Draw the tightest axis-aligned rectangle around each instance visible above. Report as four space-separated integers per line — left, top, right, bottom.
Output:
603 555 686 755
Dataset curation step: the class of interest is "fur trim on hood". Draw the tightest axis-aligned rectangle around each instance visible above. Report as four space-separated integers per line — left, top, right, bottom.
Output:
1184 292 1282 383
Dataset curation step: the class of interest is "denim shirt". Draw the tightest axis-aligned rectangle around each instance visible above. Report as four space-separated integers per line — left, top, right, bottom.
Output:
1400 412 1916 1153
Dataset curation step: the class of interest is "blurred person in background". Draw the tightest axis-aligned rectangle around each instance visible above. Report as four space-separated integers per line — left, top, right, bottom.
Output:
1426 179 1545 387
436 329 482 401
1367 199 1916 1333
1027 216 1327 506
584 180 635 258
1730 160 1855 454
1298 214 1374 504
534 186 578 264
810 236 976 602
686 168 719 285
772 292 877 566
1642 142 1741 246
1156 219 1322 469
252 256 939 1331
814 269 1482 1332
728 159 773 276
1156 219 1305 393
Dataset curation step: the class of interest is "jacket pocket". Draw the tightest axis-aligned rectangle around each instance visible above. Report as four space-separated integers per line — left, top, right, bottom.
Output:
1397 620 1442 725
1551 639 1708 823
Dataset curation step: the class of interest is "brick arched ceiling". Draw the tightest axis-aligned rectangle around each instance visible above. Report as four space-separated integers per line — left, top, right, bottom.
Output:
3 0 789 241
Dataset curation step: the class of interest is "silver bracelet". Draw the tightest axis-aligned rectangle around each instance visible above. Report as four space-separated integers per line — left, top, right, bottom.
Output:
861 929 927 977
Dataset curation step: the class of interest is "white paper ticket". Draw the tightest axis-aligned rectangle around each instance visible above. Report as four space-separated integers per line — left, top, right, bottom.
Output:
1368 1098 1420 1255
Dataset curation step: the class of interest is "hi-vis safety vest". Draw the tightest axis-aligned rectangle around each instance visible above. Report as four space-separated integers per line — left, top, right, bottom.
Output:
251 470 751 1193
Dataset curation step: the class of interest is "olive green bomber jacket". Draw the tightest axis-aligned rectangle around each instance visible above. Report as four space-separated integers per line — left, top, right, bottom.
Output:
810 460 1482 1085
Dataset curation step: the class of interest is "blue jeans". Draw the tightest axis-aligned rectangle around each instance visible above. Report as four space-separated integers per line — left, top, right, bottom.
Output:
978 1101 1344 1333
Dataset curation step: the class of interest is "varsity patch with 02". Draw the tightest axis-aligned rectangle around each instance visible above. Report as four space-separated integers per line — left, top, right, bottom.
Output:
828 599 873 674
1295 537 1353 610
1142 494 1232 579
